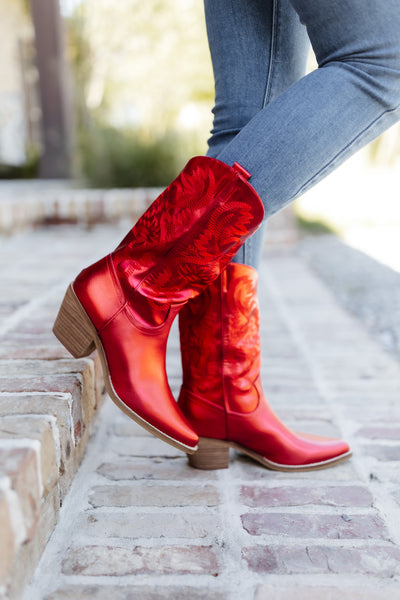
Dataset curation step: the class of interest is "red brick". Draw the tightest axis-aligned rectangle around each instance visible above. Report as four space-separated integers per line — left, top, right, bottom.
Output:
240 485 373 508
241 513 388 539
242 544 400 575
61 545 219 576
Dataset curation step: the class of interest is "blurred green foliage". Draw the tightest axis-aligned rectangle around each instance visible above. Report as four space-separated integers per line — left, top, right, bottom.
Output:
0 146 39 179
78 121 205 187
63 0 400 187
295 213 337 236
63 0 213 187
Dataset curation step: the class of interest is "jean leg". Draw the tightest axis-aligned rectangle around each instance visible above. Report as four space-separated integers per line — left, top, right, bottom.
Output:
204 0 309 267
217 0 400 219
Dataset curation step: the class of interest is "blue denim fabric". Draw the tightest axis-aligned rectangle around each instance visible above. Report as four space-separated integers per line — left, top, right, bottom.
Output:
204 0 400 268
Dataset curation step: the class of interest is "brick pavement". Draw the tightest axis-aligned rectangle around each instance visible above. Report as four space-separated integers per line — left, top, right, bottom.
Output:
0 225 124 598
1 221 400 599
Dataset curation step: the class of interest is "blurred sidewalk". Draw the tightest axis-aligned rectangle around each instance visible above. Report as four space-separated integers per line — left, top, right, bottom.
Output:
0 213 400 599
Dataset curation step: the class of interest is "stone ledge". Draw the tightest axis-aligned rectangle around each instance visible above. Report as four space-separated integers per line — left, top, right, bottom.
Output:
0 183 159 235
0 352 105 599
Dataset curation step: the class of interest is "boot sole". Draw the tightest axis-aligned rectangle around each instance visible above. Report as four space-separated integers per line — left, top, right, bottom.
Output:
188 436 352 471
53 284 198 454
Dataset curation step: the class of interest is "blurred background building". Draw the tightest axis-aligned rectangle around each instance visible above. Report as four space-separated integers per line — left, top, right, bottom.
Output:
0 0 74 178
0 0 399 242
0 0 39 169
0 0 213 184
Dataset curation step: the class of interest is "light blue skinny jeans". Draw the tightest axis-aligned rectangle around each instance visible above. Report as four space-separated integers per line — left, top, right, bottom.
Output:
204 0 400 268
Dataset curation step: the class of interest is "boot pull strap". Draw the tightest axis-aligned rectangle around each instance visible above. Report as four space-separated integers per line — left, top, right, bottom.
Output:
232 162 252 181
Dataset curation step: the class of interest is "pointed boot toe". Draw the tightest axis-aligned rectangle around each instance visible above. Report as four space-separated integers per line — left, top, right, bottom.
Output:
178 262 352 468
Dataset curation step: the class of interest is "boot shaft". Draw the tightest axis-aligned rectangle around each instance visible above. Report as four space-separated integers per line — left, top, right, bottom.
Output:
112 157 264 305
75 157 264 331
179 263 262 414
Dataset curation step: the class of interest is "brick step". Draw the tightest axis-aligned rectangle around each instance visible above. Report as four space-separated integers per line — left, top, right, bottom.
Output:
0 216 145 599
0 299 105 599
0 181 158 235
0 194 300 598
0 180 299 244
0 365 105 599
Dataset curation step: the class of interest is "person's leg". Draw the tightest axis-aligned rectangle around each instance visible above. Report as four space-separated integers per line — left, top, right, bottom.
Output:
216 0 400 219
204 0 310 268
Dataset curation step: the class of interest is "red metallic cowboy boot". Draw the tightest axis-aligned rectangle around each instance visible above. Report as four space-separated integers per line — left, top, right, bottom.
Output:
178 263 351 469
53 157 264 454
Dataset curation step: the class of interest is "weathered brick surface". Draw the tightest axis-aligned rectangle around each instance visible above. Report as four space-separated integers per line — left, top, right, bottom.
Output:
0 444 41 541
242 544 400 575
97 458 218 481
254 583 400 600
0 226 112 599
0 339 70 360
0 394 72 453
3 226 400 600
0 488 18 586
0 376 88 445
0 357 99 435
107 435 183 458
361 444 400 461
0 415 59 496
0 358 100 417
77 511 220 539
0 394 85 500
241 513 389 540
44 586 228 600
230 456 359 482
6 487 60 600
0 185 155 235
240 485 373 508
89 483 220 507
61 545 219 576
112 417 155 437
393 488 400 506
355 426 400 440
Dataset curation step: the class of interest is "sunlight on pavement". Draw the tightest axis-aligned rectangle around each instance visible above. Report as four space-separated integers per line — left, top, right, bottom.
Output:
295 148 400 273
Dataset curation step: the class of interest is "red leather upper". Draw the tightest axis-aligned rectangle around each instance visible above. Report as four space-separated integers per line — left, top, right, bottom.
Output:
178 263 350 466
113 157 264 304
72 157 264 451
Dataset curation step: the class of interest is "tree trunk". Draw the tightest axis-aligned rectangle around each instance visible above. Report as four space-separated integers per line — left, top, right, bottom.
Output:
30 0 74 178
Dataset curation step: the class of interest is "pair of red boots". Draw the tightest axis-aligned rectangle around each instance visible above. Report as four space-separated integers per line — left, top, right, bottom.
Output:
53 156 351 471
